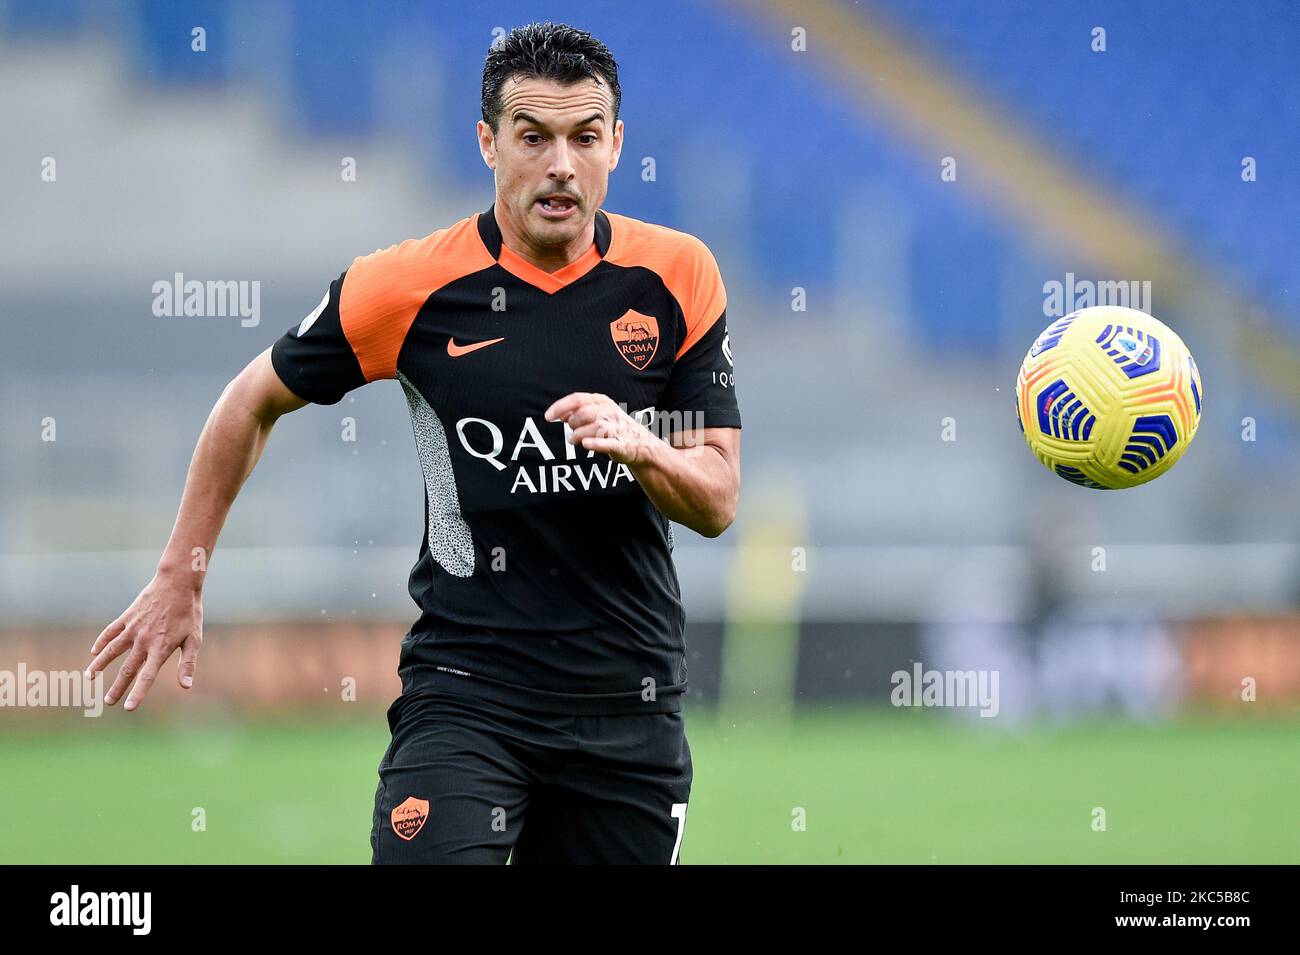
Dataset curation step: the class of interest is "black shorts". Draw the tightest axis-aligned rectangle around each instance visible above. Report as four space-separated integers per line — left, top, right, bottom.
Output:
370 689 693 864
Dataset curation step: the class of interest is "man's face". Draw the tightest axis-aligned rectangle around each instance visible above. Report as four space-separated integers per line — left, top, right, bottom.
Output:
478 75 623 258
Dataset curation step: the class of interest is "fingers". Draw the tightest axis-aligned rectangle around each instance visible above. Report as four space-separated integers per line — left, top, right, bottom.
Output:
105 644 146 707
544 391 602 423
91 580 203 710
91 616 127 655
579 436 622 455
92 629 191 711
87 627 134 678
568 405 635 436
570 414 648 446
123 649 166 712
567 418 615 443
549 393 654 467
177 632 200 689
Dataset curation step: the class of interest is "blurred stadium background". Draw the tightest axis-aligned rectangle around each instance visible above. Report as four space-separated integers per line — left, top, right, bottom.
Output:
2 0 1298 863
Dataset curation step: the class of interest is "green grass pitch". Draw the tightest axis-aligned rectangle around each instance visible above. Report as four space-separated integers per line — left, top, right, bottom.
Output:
1 708 1295 863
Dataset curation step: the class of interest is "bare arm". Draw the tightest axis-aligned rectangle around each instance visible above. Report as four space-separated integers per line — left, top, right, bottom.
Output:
544 392 740 538
88 348 306 710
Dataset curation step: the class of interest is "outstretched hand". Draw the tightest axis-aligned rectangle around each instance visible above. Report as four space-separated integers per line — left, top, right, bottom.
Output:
87 571 203 712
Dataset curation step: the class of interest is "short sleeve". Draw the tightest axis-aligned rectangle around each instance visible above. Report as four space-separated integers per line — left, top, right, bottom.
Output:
270 235 435 404
657 241 741 431
270 272 366 405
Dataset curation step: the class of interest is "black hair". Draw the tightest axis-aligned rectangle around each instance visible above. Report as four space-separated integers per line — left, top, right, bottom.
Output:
481 22 621 132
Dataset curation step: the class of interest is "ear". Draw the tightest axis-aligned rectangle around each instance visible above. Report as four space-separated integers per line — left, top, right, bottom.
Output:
608 119 624 173
477 120 498 171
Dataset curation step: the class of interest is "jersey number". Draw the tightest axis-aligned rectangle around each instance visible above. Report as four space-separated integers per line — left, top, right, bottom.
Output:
669 802 687 865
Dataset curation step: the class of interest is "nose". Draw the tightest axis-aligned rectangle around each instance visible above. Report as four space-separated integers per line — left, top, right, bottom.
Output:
548 138 576 185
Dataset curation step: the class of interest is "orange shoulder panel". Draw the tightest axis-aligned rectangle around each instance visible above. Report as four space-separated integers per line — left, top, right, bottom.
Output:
602 213 727 359
339 214 495 382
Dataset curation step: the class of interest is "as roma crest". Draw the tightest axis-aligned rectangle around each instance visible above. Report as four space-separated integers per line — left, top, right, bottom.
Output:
610 310 659 371
391 796 429 841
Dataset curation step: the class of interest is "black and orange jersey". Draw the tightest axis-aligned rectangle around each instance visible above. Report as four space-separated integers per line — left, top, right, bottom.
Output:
271 204 740 714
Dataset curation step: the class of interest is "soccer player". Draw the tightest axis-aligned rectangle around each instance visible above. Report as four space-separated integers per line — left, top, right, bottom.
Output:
88 21 741 865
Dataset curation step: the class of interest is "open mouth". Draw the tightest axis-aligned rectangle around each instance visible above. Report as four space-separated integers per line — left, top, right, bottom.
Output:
537 195 578 219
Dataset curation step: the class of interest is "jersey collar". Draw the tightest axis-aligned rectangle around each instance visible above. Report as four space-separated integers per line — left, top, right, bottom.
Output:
476 202 610 294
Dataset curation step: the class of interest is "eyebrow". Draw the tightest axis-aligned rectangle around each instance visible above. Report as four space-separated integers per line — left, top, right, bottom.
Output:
513 111 606 130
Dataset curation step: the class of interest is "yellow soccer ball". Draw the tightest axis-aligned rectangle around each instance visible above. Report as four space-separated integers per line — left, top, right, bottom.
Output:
1015 306 1203 489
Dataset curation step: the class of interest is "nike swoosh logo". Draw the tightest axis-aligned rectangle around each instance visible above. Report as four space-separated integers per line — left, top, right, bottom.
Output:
447 336 505 358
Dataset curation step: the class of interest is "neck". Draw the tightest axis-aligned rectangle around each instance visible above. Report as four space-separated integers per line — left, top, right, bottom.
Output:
495 204 595 274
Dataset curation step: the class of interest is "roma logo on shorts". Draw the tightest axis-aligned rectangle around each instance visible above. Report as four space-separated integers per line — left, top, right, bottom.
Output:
610 310 659 371
391 796 429 841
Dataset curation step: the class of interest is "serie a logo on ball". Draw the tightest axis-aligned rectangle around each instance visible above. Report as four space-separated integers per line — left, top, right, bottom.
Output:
1015 305 1203 489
